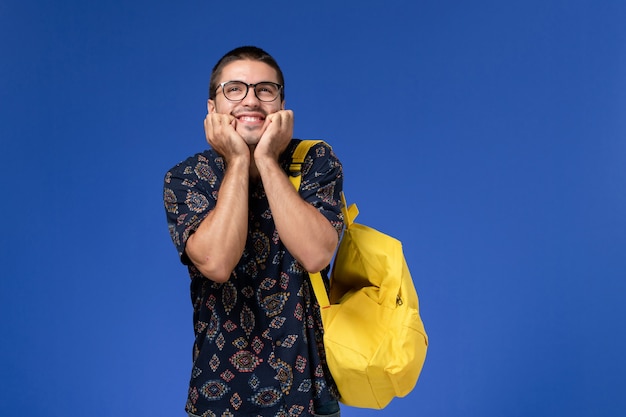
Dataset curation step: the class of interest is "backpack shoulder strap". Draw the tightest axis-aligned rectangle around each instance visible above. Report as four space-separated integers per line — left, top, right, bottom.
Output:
288 139 330 307
288 140 324 190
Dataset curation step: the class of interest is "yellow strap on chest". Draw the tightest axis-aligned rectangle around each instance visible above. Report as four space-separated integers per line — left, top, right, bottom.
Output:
288 140 324 190
288 140 330 308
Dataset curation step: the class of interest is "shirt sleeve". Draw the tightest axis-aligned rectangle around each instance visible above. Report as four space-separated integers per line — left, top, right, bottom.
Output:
297 141 345 237
163 151 223 265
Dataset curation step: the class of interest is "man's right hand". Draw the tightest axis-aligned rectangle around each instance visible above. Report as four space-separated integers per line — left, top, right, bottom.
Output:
187 113 251 283
204 113 249 161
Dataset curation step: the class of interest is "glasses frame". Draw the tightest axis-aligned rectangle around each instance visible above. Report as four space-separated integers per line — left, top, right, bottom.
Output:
216 81 283 102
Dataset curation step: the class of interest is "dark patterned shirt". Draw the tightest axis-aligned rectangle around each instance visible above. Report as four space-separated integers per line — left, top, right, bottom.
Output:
163 140 344 417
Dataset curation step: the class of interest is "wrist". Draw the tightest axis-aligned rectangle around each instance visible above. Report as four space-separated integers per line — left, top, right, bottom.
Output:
254 151 276 164
253 153 280 176
225 152 251 170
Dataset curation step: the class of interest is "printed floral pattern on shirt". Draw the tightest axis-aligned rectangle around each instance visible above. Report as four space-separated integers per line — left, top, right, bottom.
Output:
164 140 343 417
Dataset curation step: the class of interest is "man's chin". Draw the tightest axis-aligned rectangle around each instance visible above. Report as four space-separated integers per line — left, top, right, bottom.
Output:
238 129 262 146
241 135 261 146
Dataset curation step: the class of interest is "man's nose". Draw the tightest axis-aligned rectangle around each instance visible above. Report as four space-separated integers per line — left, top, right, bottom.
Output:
241 86 261 106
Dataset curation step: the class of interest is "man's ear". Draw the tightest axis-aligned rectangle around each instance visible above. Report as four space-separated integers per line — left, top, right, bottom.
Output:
207 99 216 114
280 100 285 110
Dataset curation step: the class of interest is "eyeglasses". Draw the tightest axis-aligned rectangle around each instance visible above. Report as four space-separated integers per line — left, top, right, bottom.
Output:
216 81 283 102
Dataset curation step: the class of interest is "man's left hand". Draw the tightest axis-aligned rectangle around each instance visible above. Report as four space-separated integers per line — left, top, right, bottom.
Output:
254 110 294 161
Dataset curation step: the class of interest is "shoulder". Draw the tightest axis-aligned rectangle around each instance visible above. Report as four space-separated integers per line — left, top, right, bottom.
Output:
289 139 343 186
164 149 223 180
285 139 338 161
166 149 220 173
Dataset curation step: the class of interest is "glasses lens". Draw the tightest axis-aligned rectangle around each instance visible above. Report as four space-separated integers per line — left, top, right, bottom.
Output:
222 81 247 101
255 83 280 102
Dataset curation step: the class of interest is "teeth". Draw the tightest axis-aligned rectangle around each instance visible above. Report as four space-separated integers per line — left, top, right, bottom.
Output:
239 116 262 122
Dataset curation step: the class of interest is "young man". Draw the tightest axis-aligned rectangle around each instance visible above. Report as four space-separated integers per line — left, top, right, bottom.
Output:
163 46 344 417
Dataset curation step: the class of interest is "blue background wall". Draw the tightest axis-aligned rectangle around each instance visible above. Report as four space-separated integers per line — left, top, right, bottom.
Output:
1 1 625 416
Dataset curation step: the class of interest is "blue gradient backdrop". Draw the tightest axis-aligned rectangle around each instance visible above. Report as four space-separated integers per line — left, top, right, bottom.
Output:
1 1 625 416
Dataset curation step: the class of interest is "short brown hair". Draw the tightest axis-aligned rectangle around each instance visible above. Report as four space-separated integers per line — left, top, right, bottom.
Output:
208 46 285 100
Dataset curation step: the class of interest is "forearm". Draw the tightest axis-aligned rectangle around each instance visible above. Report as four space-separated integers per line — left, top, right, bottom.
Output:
185 156 250 282
256 156 338 272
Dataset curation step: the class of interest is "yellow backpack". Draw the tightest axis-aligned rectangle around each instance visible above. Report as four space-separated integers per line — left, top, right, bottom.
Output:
289 140 428 409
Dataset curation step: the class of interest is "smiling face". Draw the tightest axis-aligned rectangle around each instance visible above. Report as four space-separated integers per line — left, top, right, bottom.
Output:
208 59 285 146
